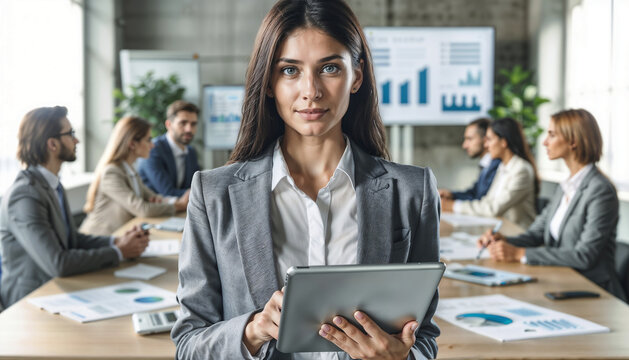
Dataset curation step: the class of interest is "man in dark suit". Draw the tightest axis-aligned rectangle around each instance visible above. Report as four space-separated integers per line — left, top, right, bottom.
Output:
440 117 501 201
138 100 201 197
0 106 149 308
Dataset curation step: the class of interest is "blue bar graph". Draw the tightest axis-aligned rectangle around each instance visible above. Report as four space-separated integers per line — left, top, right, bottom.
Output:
400 82 409 104
418 68 428 104
459 70 481 86
382 81 391 104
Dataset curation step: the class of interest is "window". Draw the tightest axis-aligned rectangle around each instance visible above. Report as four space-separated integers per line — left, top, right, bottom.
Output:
0 0 84 192
564 0 629 187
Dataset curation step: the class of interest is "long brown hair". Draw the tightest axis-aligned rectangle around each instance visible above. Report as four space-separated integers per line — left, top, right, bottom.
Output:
490 117 540 195
84 116 151 213
551 109 603 164
229 0 388 163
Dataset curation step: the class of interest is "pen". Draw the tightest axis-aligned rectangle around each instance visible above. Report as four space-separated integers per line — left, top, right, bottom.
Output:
476 220 503 260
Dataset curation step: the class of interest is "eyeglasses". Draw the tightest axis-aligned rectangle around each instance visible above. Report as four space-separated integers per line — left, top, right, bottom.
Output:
55 129 76 139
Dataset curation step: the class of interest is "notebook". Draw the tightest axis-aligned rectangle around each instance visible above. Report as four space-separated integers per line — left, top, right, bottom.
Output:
444 263 536 286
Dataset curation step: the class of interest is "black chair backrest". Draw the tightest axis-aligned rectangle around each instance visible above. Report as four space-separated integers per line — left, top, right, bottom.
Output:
615 241 629 303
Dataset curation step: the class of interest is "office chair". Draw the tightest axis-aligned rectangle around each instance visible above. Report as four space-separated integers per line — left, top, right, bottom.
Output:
615 241 629 303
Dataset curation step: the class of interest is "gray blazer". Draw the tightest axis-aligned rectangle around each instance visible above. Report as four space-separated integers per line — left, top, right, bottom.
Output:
507 167 626 301
0 167 120 308
172 142 441 360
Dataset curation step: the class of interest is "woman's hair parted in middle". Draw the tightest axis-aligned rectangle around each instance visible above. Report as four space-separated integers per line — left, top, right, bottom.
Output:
84 116 151 213
490 117 540 195
229 0 388 163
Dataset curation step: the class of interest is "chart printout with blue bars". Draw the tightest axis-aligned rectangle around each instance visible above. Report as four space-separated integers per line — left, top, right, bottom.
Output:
365 27 494 125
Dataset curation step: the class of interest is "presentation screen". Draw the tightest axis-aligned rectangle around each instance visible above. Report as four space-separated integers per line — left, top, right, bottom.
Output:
364 27 495 125
203 85 244 150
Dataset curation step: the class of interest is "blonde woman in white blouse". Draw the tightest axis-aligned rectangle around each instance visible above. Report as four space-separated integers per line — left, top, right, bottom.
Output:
479 109 626 301
80 116 188 236
442 117 538 229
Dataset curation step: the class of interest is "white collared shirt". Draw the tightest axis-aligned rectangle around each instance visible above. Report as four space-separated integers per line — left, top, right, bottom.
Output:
166 133 188 188
245 138 358 360
549 164 594 240
479 152 492 169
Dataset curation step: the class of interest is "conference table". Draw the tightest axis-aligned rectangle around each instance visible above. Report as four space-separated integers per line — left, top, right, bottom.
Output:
0 216 628 359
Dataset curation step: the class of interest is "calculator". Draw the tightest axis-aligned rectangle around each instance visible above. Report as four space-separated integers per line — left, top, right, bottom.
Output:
132 310 179 335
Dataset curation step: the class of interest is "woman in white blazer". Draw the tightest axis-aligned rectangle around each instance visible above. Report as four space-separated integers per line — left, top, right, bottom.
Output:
171 1 441 359
479 109 626 301
443 117 538 228
80 116 188 236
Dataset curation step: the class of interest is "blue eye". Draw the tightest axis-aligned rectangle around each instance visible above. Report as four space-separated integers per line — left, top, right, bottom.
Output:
322 64 339 74
281 67 297 76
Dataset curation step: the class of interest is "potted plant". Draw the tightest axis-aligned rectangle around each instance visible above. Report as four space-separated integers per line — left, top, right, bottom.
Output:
113 71 186 136
488 65 550 149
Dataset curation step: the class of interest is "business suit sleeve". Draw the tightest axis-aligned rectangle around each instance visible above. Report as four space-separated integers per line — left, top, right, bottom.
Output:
524 182 618 269
141 145 187 197
408 167 441 360
6 187 119 277
450 181 479 200
172 173 257 359
100 166 175 218
456 162 533 218
505 197 553 247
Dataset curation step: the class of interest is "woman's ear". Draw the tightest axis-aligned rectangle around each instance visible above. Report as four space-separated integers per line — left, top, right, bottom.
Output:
351 59 364 94
266 87 274 98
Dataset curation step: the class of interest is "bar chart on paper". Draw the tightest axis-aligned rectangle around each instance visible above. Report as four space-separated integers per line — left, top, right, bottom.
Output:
365 27 494 125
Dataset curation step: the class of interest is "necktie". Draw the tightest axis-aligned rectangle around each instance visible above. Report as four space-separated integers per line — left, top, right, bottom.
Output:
56 184 71 241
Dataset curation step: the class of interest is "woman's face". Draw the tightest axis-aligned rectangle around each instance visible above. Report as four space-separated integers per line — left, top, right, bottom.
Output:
543 119 572 160
133 130 154 159
269 27 363 141
485 128 507 159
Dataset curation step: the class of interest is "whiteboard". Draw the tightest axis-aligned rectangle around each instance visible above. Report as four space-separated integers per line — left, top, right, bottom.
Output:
202 85 244 150
119 50 201 104
364 27 494 125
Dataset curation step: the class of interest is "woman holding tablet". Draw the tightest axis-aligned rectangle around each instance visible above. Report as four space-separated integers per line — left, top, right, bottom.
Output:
479 109 626 301
442 117 538 229
171 0 440 359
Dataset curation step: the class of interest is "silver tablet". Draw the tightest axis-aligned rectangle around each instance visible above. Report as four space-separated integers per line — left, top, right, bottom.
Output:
276 262 445 353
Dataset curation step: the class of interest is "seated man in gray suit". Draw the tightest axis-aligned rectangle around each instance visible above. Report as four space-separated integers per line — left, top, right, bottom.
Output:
0 106 150 308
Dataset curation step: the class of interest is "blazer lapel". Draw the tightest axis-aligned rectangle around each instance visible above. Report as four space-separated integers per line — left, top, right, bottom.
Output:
352 144 393 264
28 167 69 248
228 152 279 309
556 168 596 245
543 190 563 246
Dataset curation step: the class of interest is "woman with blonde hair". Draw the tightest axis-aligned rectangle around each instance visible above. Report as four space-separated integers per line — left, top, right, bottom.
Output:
80 116 188 235
480 109 626 301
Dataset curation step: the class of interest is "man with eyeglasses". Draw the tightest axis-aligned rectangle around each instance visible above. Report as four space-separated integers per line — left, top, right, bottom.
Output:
0 106 150 309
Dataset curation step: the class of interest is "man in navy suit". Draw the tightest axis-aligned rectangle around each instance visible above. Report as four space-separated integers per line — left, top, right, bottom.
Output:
440 117 501 201
138 100 201 197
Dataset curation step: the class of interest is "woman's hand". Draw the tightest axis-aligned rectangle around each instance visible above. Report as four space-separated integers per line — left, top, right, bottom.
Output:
488 241 525 262
477 229 506 249
174 190 190 212
441 198 454 212
243 289 284 355
319 311 418 360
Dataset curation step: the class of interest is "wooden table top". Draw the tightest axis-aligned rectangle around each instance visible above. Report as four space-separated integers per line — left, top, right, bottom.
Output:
0 215 627 359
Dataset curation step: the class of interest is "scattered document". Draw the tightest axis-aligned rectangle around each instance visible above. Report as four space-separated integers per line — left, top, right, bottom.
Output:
156 217 186 232
439 232 488 260
28 281 177 323
441 213 500 230
436 294 609 341
114 264 167 280
444 263 535 286
140 239 180 257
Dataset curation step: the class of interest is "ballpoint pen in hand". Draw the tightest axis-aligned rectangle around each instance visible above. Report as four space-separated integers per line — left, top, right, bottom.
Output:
476 220 503 260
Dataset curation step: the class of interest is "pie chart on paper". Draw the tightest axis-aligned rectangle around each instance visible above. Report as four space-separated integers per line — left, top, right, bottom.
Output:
134 296 164 304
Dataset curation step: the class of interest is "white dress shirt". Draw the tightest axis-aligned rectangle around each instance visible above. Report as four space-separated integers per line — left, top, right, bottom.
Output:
244 138 358 360
549 164 594 240
36 165 121 259
479 152 492 169
166 133 188 188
